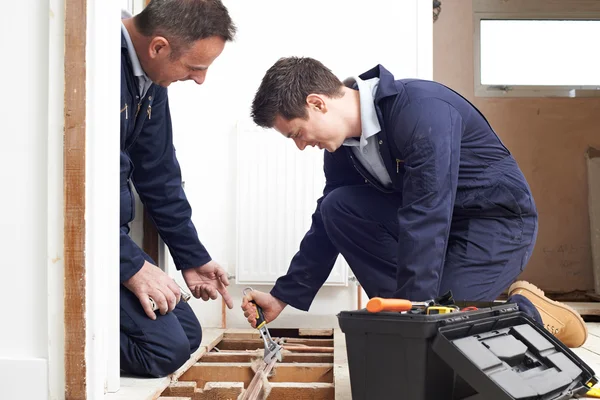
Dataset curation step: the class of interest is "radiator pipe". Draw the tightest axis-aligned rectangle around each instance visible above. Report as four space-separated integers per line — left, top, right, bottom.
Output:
357 284 363 310
221 273 236 329
222 297 227 329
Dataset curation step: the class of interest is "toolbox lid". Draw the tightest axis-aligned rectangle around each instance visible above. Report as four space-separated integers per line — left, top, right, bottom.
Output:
431 311 598 400
337 303 520 339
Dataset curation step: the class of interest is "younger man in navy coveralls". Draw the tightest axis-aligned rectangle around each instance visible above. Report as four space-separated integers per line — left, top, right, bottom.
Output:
241 57 588 348
119 0 236 377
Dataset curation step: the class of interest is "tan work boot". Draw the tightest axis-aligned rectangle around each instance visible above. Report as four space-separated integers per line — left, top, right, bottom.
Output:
508 281 588 348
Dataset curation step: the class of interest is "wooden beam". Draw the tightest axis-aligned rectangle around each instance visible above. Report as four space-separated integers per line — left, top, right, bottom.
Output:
334 329 351 400
200 351 333 364
163 381 246 400
64 0 87 397
179 363 334 388
179 363 253 387
222 330 261 340
215 339 265 351
162 381 196 397
565 302 600 317
157 397 191 400
198 382 244 400
299 328 334 337
268 383 335 400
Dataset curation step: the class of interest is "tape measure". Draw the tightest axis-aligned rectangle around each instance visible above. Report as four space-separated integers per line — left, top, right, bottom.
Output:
587 386 600 398
426 306 458 315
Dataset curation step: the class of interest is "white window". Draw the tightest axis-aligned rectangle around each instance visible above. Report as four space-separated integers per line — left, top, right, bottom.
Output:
474 1 600 97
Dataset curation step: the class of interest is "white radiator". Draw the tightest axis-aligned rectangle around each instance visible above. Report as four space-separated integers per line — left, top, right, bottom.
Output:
235 119 349 286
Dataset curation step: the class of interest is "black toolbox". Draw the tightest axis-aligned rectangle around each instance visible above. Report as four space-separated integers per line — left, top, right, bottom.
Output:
337 303 597 400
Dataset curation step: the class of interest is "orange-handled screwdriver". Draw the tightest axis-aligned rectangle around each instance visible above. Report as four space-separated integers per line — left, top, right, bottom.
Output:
367 297 413 313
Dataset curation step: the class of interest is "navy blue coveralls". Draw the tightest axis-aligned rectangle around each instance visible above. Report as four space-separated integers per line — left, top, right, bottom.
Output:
120 32 209 377
270 65 541 322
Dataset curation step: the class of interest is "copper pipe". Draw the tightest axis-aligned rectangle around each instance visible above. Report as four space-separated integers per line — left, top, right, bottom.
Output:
357 284 363 309
282 346 334 353
221 296 227 329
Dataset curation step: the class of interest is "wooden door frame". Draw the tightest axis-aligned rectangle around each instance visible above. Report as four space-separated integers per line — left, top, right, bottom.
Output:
63 0 87 398
61 0 122 398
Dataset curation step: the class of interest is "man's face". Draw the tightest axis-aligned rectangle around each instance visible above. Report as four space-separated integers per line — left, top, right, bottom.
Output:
144 36 226 87
273 105 346 153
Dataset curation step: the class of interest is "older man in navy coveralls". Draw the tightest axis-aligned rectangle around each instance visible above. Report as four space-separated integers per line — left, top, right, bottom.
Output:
241 57 588 348
119 0 236 377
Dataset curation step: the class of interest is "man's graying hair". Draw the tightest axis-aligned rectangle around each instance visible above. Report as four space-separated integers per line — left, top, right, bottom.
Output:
251 57 344 128
135 0 236 55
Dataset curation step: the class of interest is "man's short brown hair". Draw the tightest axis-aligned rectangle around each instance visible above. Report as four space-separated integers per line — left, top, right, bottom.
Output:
251 57 344 128
135 0 236 56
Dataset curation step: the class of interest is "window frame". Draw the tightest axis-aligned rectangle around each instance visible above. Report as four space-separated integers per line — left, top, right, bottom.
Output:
473 1 600 97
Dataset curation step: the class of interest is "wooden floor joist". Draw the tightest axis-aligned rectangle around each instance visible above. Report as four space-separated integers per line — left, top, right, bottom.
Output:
162 328 339 400
268 383 335 400
180 362 334 387
157 397 192 400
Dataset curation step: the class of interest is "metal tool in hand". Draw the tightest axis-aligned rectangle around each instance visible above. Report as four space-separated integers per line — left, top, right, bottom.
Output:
243 287 283 363
149 282 192 311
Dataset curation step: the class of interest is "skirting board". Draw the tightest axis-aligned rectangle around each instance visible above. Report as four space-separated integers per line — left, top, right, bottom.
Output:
0 358 48 400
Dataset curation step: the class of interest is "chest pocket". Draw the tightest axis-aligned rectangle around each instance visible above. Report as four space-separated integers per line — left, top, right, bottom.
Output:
123 89 156 151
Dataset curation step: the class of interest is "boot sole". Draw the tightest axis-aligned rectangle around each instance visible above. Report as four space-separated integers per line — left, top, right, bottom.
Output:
510 281 587 347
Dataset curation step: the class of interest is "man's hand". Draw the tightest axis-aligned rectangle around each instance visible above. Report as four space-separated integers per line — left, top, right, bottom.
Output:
182 260 233 309
241 290 287 328
123 260 181 320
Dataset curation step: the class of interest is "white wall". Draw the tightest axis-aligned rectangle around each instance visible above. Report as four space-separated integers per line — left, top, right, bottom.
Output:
167 0 432 329
0 0 49 360
0 0 50 396
1 0 121 398
0 0 48 368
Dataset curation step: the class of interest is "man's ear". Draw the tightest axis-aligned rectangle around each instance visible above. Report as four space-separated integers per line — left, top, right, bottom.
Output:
148 36 171 60
306 94 327 113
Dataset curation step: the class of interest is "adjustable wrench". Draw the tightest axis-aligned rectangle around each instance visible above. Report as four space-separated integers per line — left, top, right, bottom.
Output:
243 287 283 363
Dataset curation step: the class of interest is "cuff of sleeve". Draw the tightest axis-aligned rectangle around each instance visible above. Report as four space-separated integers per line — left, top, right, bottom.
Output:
270 285 311 312
175 254 212 270
120 253 145 283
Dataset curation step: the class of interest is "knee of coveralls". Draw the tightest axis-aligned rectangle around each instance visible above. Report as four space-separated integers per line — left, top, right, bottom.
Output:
139 303 202 377
120 292 193 377
144 336 191 378
174 301 203 353
320 187 351 225
320 186 400 298
320 185 399 230
139 252 203 353
320 185 386 245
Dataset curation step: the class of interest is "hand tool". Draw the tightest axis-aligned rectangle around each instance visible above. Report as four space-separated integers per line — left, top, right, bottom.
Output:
366 297 435 313
149 282 192 311
426 306 459 315
243 287 283 363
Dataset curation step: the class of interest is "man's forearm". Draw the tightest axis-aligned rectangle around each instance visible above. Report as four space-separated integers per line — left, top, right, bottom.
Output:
270 215 340 311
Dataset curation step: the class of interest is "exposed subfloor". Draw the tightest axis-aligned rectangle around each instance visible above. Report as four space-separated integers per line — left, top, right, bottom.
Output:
158 328 342 400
